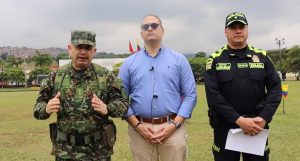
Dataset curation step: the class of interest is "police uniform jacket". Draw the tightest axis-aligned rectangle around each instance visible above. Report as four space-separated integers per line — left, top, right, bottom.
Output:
204 45 282 128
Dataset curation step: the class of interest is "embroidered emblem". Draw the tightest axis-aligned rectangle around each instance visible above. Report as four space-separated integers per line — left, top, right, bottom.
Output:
237 63 248 68
216 63 231 71
252 55 260 62
249 63 264 69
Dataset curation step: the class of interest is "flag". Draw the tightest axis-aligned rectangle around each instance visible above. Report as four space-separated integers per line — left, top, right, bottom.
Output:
282 84 288 98
137 39 141 51
129 40 134 53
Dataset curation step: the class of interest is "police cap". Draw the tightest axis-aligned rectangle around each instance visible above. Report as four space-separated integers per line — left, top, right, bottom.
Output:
225 12 248 27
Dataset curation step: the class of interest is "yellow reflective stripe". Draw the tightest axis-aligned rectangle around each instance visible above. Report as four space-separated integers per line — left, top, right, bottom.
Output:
212 143 220 152
265 145 270 151
248 45 267 56
211 45 228 58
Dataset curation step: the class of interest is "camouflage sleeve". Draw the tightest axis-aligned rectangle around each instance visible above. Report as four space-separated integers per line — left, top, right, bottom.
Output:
33 71 56 120
105 71 129 119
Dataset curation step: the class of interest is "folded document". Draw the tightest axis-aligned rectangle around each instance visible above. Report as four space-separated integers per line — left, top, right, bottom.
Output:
225 128 269 156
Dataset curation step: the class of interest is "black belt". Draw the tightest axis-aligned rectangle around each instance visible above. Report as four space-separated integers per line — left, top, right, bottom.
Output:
57 130 101 145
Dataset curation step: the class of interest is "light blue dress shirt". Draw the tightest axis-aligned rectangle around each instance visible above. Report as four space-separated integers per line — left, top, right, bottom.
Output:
118 46 197 119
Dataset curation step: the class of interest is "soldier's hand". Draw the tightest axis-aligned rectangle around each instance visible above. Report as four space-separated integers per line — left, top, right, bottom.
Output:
92 93 108 115
235 116 263 136
46 92 61 114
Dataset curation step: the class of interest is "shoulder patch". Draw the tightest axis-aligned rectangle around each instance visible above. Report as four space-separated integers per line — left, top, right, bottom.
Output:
206 58 213 70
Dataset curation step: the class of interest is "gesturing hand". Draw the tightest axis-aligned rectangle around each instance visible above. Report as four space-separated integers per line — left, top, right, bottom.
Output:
92 93 108 115
46 92 61 114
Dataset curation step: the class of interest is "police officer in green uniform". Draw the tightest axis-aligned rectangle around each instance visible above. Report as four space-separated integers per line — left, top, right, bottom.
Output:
204 12 281 161
34 30 129 161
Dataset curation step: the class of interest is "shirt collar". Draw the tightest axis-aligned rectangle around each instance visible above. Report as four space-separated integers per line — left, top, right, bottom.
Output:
143 46 164 57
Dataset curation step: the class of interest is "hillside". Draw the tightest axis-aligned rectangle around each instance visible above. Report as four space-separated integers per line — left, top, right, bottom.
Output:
0 46 67 58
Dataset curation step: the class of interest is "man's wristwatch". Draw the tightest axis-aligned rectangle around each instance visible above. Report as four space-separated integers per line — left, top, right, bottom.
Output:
169 120 182 129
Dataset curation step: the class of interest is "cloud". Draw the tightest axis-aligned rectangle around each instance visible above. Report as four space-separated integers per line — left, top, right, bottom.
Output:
0 0 299 54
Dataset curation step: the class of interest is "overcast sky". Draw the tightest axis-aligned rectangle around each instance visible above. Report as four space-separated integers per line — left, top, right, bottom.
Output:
1 0 299 54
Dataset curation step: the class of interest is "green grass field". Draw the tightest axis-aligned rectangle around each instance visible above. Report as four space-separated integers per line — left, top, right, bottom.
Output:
0 81 299 161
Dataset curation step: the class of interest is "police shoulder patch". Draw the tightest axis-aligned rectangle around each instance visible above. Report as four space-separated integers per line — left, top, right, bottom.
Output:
206 58 213 70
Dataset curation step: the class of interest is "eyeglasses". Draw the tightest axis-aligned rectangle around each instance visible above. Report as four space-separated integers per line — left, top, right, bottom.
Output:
75 44 93 51
141 23 160 31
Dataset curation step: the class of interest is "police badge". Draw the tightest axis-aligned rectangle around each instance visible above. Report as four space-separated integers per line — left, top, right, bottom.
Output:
252 55 260 62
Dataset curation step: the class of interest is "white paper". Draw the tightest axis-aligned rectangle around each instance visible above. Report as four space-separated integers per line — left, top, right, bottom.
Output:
225 128 269 156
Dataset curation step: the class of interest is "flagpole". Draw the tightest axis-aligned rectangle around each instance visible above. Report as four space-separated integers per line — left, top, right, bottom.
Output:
282 97 285 114
281 84 288 114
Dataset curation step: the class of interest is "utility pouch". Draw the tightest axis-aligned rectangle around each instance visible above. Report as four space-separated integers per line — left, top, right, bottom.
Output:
49 122 58 144
102 120 116 149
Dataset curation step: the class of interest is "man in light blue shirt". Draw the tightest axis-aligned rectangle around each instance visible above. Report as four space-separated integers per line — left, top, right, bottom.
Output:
118 14 197 161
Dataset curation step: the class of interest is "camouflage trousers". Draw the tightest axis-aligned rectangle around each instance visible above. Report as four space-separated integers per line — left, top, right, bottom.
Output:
56 156 111 161
53 141 112 161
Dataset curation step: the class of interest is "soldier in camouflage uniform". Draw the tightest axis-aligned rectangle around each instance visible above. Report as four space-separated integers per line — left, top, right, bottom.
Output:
34 30 129 161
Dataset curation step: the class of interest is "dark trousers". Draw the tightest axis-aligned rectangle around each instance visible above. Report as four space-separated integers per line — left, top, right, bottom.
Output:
212 127 270 161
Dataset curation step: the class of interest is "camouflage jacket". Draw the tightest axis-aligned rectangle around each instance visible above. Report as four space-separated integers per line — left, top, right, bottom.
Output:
34 63 129 133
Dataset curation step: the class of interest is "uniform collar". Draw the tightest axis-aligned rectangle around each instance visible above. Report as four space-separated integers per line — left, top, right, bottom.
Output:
227 45 253 59
69 64 93 80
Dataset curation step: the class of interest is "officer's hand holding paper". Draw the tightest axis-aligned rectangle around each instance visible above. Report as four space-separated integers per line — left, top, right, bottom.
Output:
225 128 269 156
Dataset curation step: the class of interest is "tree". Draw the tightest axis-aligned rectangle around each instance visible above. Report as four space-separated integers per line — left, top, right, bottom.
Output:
29 67 51 84
0 52 9 61
0 59 4 72
188 56 207 84
32 50 53 67
6 56 22 68
267 48 289 72
5 67 25 86
195 51 206 57
56 52 69 63
285 45 300 80
0 59 6 88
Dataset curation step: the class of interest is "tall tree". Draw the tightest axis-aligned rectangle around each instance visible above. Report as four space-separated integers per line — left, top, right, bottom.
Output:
32 50 52 67
285 45 300 77
267 48 289 72
195 51 206 57
0 52 9 61
0 59 5 88
29 67 51 84
5 67 25 86
188 56 207 84
56 52 69 63
6 56 22 68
